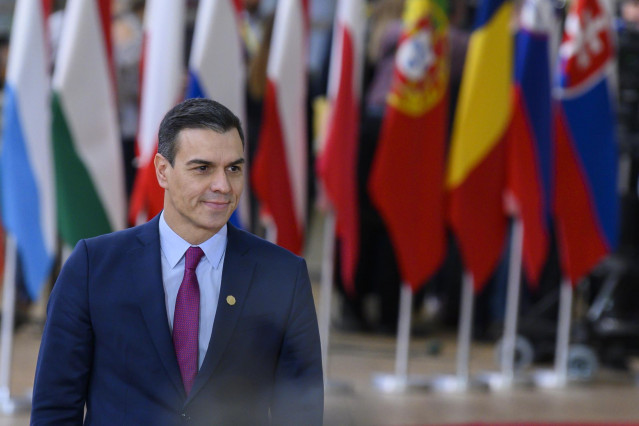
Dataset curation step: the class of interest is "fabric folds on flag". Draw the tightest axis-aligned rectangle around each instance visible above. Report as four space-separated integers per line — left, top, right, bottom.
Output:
506 0 554 286
187 0 249 229
554 0 618 285
0 0 55 299
447 0 513 292
317 0 366 294
368 0 449 291
251 0 309 254
52 0 126 247
129 0 184 224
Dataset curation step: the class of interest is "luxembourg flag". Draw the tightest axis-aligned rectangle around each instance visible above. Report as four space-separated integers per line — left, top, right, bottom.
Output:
554 0 619 285
187 0 249 229
506 0 555 286
251 0 309 254
316 0 366 293
0 0 55 299
129 0 185 224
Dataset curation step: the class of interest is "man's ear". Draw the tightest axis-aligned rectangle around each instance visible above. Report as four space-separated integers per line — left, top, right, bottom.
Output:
155 153 170 189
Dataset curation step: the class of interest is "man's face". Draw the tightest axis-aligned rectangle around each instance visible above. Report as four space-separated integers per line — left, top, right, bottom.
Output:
155 127 244 244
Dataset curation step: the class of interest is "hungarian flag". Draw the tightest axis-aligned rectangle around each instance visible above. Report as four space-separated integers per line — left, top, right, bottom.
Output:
368 0 449 291
129 0 185 224
0 0 55 299
554 0 618 285
447 0 513 291
506 0 555 286
316 0 366 294
251 0 309 254
187 0 249 229
52 0 126 247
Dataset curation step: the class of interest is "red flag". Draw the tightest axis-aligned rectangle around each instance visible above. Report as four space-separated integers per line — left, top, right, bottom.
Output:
368 0 449 291
251 0 309 254
317 0 366 293
128 0 184 224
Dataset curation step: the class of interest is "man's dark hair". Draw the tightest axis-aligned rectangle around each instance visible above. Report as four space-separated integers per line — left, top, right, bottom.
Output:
158 98 245 166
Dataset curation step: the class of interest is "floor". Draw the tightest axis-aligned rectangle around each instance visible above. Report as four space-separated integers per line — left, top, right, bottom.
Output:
3 318 639 425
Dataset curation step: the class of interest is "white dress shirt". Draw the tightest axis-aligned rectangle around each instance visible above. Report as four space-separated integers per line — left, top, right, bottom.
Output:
159 212 227 369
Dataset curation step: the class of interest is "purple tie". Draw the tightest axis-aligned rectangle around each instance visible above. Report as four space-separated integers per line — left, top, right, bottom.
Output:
173 246 204 395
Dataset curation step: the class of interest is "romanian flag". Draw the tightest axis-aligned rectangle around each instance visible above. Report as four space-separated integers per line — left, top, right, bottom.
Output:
187 0 249 229
554 0 618 285
129 0 185 224
447 0 513 291
506 0 555 286
52 0 126 247
368 0 449 291
316 0 366 293
251 0 309 254
0 0 55 299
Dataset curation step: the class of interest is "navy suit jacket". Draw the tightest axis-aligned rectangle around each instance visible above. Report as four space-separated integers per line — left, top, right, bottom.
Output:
31 216 323 425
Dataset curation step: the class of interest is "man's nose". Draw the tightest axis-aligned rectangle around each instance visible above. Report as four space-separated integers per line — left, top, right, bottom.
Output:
210 169 231 193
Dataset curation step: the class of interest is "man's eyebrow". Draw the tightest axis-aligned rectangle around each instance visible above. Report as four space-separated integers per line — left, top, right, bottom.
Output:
185 158 245 166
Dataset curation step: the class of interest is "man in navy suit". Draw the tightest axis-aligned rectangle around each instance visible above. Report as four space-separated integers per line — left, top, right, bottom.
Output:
31 98 324 425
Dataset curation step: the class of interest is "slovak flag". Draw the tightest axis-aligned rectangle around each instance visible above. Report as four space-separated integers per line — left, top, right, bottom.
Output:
506 0 555 286
554 0 619 285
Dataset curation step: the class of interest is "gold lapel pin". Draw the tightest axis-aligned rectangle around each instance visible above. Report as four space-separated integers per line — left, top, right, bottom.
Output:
226 295 236 306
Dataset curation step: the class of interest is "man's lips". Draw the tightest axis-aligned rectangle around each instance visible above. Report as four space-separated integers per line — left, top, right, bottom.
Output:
202 200 230 209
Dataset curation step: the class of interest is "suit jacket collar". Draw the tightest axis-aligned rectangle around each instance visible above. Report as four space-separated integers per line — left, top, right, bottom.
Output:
130 215 187 400
131 216 257 404
187 223 256 402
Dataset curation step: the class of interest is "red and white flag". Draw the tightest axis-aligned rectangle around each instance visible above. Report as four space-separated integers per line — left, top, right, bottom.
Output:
129 0 185 223
317 0 366 293
251 0 309 254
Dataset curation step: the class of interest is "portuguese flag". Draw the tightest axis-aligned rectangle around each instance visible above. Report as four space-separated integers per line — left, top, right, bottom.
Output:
368 0 449 292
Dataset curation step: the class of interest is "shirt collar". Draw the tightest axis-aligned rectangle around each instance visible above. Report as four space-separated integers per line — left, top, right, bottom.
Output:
159 211 227 270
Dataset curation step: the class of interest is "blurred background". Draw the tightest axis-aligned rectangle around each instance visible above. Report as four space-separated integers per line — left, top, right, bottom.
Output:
1 0 639 424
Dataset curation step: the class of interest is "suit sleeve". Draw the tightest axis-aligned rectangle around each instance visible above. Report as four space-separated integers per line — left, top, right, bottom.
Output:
31 240 94 425
270 258 324 426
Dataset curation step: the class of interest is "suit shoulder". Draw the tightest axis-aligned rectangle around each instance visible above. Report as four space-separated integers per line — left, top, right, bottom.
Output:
233 227 304 264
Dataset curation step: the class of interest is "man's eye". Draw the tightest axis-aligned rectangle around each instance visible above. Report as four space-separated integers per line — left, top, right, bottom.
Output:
228 165 242 173
196 165 208 172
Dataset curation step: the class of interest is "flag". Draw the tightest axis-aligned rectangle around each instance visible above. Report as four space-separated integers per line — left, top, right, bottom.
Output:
129 0 185 224
187 0 249 229
554 0 618 285
316 0 366 294
506 0 555 286
368 0 449 291
447 0 513 291
0 0 55 299
251 0 309 254
52 0 126 247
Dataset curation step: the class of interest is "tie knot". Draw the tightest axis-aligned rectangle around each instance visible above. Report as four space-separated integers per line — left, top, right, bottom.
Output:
184 246 204 271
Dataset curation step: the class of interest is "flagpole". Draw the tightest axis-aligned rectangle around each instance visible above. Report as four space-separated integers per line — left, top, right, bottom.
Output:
318 210 353 393
318 211 335 380
372 283 416 392
476 217 528 389
455 271 474 389
533 276 573 388
0 234 30 413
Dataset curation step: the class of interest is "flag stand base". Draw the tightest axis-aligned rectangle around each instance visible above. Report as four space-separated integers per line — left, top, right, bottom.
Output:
531 368 569 389
0 387 31 414
371 373 429 393
474 371 532 391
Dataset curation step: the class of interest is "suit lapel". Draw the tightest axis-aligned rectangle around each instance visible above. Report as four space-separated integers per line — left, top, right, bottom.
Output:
131 216 186 400
188 224 256 401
